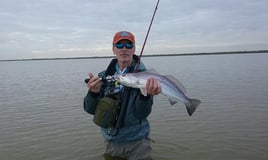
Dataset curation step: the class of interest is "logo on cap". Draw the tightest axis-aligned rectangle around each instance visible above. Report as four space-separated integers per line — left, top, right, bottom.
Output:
119 31 130 37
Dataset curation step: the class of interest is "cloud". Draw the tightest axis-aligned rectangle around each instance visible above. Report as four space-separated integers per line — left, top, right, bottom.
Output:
1 0 268 60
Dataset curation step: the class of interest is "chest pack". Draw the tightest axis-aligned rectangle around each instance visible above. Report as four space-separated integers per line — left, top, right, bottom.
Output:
94 94 120 129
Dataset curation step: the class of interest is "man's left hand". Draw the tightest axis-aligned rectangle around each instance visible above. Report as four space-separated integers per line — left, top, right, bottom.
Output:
146 77 161 95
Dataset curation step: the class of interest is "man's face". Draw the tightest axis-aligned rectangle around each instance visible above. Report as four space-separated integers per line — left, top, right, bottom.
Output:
113 39 135 67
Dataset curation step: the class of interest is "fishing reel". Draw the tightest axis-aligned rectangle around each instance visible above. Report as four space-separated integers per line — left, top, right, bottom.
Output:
84 75 116 84
84 75 118 95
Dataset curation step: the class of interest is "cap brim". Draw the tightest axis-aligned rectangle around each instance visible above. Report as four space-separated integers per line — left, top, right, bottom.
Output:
114 37 134 44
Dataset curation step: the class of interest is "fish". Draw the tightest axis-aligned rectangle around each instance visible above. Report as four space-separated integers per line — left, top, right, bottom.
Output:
116 70 201 116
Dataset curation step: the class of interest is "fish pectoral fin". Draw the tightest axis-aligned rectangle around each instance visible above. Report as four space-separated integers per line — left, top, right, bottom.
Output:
139 87 148 96
168 97 178 105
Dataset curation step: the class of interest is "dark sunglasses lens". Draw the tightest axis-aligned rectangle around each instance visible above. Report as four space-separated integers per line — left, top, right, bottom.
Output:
115 43 124 49
115 43 133 49
125 43 133 49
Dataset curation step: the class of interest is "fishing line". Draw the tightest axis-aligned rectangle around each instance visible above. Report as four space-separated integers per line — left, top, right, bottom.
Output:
135 0 160 71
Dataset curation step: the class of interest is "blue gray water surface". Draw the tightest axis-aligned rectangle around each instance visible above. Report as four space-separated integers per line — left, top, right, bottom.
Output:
0 53 267 160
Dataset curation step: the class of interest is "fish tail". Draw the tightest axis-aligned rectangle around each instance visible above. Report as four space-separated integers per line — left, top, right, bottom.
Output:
185 99 201 116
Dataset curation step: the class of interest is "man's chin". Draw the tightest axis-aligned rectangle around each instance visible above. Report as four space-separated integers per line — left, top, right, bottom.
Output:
118 55 132 65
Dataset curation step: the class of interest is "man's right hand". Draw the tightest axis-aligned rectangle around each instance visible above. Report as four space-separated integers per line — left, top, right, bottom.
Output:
87 73 103 93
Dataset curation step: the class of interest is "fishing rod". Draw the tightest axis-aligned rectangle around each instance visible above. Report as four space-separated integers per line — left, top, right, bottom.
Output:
135 0 160 71
85 0 160 83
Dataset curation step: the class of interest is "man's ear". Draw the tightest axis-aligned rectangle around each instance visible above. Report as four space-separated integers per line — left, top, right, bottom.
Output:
112 46 115 55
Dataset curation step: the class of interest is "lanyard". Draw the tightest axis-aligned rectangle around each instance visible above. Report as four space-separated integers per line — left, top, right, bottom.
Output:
115 63 128 74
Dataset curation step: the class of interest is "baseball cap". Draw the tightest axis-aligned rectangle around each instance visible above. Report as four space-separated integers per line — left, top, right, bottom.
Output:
113 31 135 44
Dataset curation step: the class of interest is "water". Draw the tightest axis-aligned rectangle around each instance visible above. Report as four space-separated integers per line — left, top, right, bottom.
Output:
0 53 267 160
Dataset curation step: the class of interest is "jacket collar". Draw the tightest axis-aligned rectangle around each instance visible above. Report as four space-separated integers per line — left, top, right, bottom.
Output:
104 55 139 76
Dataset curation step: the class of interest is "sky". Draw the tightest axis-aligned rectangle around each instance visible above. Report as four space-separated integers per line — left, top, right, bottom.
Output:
1 0 268 60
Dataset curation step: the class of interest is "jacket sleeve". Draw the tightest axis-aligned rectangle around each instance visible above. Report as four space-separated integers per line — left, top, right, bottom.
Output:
83 91 100 115
134 93 153 120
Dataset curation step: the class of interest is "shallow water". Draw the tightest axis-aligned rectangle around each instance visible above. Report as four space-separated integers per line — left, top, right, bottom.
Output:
0 53 267 160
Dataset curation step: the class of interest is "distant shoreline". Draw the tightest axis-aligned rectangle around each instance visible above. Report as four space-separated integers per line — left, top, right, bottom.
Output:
1 50 267 62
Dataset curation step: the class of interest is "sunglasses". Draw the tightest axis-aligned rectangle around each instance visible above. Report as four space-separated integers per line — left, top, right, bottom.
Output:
115 43 134 49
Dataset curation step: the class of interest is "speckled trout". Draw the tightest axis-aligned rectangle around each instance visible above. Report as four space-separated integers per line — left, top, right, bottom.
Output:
117 71 201 116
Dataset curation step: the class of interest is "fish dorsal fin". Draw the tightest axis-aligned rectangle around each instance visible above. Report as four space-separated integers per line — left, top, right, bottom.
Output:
165 75 187 94
135 69 156 77
145 69 158 74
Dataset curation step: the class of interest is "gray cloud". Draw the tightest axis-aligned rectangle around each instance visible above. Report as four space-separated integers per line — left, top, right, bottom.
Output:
1 0 268 60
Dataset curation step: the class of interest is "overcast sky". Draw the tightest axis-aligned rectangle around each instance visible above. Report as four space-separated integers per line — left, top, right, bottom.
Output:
1 0 268 60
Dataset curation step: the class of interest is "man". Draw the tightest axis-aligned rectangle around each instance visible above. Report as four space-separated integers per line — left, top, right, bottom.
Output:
84 31 161 160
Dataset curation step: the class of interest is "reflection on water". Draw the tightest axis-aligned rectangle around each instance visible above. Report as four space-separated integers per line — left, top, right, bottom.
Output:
0 53 268 160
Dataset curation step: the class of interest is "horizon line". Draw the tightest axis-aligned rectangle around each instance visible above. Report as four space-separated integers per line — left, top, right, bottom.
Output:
1 50 268 62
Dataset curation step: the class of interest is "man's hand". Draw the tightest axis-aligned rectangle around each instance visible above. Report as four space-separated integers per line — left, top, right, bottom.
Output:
146 77 161 96
87 73 103 93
